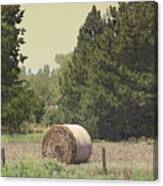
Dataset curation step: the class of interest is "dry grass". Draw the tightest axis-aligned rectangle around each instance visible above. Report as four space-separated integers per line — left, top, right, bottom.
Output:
3 141 154 174
91 141 153 171
2 132 156 180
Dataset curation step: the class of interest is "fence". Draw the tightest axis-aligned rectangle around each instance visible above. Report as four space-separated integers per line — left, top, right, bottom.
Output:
1 144 108 174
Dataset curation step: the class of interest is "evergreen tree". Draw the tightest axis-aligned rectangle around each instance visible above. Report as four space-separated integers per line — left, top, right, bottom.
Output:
90 1 157 139
58 6 106 137
115 2 157 138
58 2 157 140
1 5 38 133
1 5 27 104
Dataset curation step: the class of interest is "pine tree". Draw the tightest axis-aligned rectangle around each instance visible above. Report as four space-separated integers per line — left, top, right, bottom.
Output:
91 1 157 139
114 1 157 138
57 2 157 140
58 6 106 137
1 5 38 133
1 5 27 103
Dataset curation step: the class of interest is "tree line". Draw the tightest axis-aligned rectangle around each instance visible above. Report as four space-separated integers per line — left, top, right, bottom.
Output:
1 2 157 140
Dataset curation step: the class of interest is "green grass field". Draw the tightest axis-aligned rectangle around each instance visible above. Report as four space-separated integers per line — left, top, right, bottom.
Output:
2 133 43 143
2 157 154 180
1 133 156 180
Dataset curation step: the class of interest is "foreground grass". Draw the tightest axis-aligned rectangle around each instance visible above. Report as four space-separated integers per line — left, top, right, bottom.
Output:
1 132 156 180
1 158 154 180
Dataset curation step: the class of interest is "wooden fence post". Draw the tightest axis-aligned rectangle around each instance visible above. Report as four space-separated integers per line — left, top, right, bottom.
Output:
1 147 5 166
102 147 107 174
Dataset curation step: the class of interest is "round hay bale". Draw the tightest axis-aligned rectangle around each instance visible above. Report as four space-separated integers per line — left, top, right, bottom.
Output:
42 124 92 164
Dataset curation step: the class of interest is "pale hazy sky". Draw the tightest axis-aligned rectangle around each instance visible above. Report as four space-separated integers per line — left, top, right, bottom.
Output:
20 2 117 72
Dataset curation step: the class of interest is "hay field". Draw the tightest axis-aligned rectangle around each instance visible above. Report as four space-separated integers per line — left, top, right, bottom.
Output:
1 133 156 180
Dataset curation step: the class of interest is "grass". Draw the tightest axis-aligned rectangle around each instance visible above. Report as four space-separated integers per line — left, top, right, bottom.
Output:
1 157 154 180
1 133 43 144
1 131 157 180
1 158 64 178
1 123 49 144
2 130 156 144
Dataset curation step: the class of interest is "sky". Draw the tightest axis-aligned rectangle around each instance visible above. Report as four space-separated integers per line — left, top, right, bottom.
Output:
20 2 117 73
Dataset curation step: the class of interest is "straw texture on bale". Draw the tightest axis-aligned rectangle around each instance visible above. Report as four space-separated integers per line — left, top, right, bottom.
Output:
42 124 92 164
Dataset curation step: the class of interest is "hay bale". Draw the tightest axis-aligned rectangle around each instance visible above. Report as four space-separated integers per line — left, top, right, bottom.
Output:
42 124 92 164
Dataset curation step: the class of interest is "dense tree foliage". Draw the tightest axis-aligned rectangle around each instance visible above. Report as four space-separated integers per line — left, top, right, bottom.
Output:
56 2 157 140
2 2 157 139
1 5 38 133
